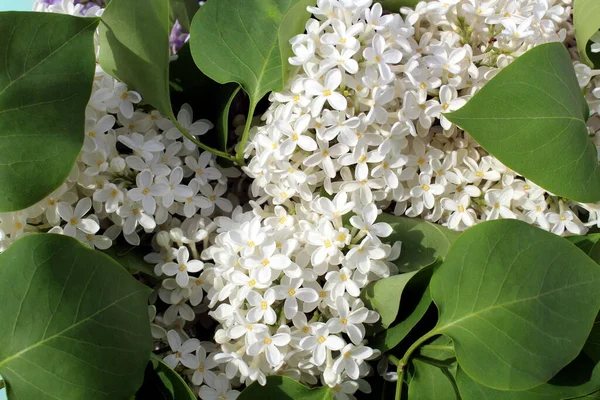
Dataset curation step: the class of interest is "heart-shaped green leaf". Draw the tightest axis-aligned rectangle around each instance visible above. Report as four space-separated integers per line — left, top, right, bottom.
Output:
135 356 196 400
370 284 431 353
190 0 313 104
361 261 436 331
446 42 600 203
238 376 334 400
408 358 460 400
98 0 173 119
169 42 240 152
169 0 200 31
375 0 420 12
0 12 98 212
0 234 152 400
377 213 459 271
574 0 600 68
430 219 600 390
568 234 600 265
456 352 600 400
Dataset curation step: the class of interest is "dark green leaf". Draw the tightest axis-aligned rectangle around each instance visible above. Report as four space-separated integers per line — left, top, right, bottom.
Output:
370 285 431 353
446 42 599 203
574 0 600 68
456 351 600 400
103 243 156 277
135 356 196 400
0 12 98 211
361 261 436 332
169 0 200 31
169 42 239 151
0 234 152 399
408 358 460 400
430 219 600 390
378 213 459 271
98 0 174 119
375 0 420 12
190 0 314 105
238 376 334 400
585 314 600 363
567 234 600 265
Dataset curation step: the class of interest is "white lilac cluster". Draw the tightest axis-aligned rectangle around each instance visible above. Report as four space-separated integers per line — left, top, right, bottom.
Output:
149 193 397 398
18 1 600 399
242 0 600 236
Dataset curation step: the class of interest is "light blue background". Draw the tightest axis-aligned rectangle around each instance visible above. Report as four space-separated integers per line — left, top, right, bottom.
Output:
0 0 36 11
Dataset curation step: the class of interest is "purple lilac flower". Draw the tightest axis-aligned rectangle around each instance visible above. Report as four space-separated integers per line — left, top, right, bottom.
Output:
169 20 190 54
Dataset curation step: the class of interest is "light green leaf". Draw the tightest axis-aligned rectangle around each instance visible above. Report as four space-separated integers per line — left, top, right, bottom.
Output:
574 0 600 68
408 359 460 400
98 0 173 119
216 86 242 152
0 12 98 212
378 213 459 271
135 356 196 400
189 0 314 105
430 219 600 391
239 376 334 400
0 234 152 400
370 285 431 352
418 336 456 363
456 352 600 400
169 0 199 31
446 42 599 203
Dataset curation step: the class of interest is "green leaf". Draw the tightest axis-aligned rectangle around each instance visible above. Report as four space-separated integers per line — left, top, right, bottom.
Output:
585 314 600 363
0 12 98 212
239 376 334 400
456 352 600 400
169 0 200 31
0 234 152 400
216 86 242 151
98 0 173 119
103 243 156 277
375 0 420 12
189 0 314 105
361 261 436 331
446 42 600 203
418 336 456 363
408 359 460 400
574 0 600 68
135 356 196 400
567 234 600 265
378 213 460 271
430 219 600 390
169 42 239 152
370 285 431 353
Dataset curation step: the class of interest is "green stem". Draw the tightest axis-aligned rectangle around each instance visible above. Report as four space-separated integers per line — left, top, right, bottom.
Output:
235 101 257 166
392 329 440 400
396 363 405 400
171 119 234 162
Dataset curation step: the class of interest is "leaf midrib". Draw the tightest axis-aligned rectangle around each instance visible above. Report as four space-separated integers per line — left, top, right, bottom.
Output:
434 279 595 335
